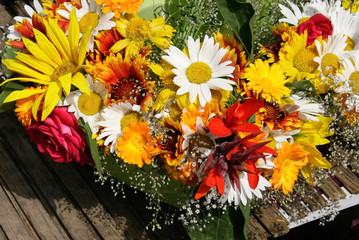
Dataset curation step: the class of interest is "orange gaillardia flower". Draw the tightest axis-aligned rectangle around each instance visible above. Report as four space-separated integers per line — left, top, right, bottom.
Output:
95 0 144 18
270 141 309 194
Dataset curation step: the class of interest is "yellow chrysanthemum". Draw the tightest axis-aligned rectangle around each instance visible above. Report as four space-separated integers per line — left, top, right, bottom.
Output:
14 86 46 127
111 13 175 57
278 30 321 82
244 59 290 103
270 142 309 194
1 9 91 121
116 121 160 168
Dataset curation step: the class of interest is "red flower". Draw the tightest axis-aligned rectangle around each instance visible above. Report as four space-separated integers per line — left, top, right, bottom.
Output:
208 99 263 137
26 107 92 166
297 13 333 46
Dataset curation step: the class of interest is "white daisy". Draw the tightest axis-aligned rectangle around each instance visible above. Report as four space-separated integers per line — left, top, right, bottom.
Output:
289 94 324 121
330 8 359 50
279 1 310 26
162 36 235 107
97 102 142 153
314 35 355 78
64 74 108 133
7 0 43 40
219 158 274 206
262 125 300 149
57 0 116 51
335 55 359 95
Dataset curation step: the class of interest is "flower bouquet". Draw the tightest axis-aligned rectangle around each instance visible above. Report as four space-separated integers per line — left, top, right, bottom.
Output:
1 0 359 239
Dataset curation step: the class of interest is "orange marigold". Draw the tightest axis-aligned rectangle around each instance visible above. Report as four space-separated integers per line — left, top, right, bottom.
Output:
14 86 45 127
269 142 308 194
116 121 160 168
95 0 144 18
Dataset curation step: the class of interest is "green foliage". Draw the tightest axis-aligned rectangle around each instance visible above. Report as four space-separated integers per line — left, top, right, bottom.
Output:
214 0 255 58
1 45 18 78
78 118 102 176
0 82 25 113
286 80 319 98
186 203 251 240
104 157 193 208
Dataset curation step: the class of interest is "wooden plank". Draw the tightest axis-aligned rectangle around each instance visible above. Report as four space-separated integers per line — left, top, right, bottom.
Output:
47 160 128 240
280 200 309 221
294 183 326 211
0 181 38 240
0 140 70 240
0 225 9 240
319 176 346 201
332 166 359 194
76 165 152 240
247 215 268 240
0 112 102 240
253 205 289 238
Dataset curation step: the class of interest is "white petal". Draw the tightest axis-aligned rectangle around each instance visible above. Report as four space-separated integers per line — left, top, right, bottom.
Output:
200 83 212 102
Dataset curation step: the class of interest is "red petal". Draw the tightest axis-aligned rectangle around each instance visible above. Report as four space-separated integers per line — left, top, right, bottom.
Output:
6 40 25 49
231 99 263 122
230 123 262 133
208 117 232 137
195 182 211 199
246 162 259 189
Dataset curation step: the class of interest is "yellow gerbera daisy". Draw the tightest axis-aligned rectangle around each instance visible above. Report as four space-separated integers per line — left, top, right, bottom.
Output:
116 121 160 168
1 9 91 121
244 59 290 103
110 13 175 57
269 141 309 194
95 0 144 18
278 30 321 82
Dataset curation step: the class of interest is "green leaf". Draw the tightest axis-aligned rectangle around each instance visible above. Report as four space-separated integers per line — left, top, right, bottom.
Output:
231 203 251 240
104 157 192 207
78 118 102 176
1 45 18 78
286 80 318 98
214 0 255 57
0 81 26 113
186 205 250 240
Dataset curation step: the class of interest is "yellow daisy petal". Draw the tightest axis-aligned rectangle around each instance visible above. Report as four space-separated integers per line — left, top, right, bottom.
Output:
68 8 80 63
42 81 62 121
33 28 63 66
15 52 55 76
2 59 51 82
32 92 45 121
58 72 72 95
4 88 46 103
71 72 91 95
21 38 58 68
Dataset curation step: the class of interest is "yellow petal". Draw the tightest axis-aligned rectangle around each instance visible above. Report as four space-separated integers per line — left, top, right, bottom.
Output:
71 72 90 95
58 72 72 95
21 39 58 69
43 19 70 61
15 52 55 76
0 77 51 86
2 59 51 82
4 88 46 103
32 92 45 121
42 81 62 121
300 165 314 185
33 28 63 66
109 39 130 53
68 8 79 63
78 30 91 65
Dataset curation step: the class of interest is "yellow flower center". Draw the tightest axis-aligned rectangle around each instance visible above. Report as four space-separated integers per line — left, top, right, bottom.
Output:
321 53 340 77
126 17 150 41
350 71 359 94
186 62 212 84
263 102 281 121
121 111 142 129
51 61 77 82
78 92 102 115
293 48 319 73
79 12 99 34
345 35 354 51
